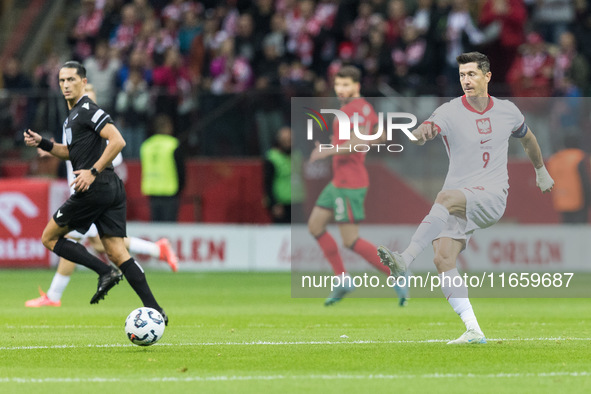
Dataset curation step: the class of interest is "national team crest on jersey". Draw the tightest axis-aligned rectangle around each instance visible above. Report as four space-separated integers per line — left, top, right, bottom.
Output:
476 118 491 134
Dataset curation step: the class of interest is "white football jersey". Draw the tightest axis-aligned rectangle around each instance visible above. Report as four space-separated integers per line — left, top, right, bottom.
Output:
426 96 526 191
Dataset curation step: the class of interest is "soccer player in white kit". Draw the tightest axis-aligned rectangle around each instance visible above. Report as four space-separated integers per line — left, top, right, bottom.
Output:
25 85 178 308
377 52 555 344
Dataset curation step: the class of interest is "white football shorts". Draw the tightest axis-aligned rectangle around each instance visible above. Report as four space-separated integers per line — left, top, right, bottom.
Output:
436 185 507 247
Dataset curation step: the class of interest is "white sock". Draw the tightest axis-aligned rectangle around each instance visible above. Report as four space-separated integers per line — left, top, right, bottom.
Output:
128 237 160 257
401 203 449 267
439 268 482 334
46 273 71 302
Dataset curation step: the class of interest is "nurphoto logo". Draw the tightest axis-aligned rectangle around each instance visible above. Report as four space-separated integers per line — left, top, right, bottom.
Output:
304 107 418 153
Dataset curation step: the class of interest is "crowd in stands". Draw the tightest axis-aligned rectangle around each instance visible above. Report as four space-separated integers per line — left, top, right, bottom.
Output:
2 0 591 158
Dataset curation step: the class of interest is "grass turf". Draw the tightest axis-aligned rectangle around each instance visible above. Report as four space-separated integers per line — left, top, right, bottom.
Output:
1 270 590 393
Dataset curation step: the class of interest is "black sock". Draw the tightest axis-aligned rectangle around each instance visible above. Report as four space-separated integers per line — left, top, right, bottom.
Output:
119 258 161 311
53 238 110 275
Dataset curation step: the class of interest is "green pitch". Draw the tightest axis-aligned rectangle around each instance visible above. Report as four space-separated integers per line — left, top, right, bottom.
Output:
1 270 590 394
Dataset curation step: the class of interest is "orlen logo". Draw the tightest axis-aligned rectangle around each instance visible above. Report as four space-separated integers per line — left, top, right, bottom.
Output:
305 108 418 153
0 192 39 236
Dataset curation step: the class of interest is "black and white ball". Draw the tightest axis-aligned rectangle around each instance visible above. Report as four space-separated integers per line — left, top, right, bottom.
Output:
125 307 165 346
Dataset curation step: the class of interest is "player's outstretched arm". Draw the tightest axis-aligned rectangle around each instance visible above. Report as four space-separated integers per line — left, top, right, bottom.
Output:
520 128 554 193
411 123 437 145
23 129 69 160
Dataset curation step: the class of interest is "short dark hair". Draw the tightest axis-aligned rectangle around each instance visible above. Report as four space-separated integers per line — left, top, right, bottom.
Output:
61 61 87 78
456 52 490 74
336 65 361 83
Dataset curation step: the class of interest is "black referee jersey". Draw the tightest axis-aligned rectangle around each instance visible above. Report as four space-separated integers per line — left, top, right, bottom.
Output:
54 95 127 237
63 95 115 172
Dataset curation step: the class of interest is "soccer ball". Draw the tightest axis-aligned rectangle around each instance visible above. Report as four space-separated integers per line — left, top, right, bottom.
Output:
125 307 165 346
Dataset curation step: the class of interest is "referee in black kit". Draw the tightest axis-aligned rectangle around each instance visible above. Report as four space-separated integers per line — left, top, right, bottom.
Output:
24 61 167 325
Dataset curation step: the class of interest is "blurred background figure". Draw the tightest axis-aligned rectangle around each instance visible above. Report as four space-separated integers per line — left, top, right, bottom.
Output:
552 31 589 97
68 0 103 62
82 40 120 113
263 126 305 223
115 68 150 159
531 0 575 44
1 57 34 146
547 134 591 224
478 0 527 93
507 32 555 97
441 0 488 96
140 114 185 222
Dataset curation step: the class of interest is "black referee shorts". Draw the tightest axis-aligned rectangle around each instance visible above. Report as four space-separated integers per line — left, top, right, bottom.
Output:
53 169 127 237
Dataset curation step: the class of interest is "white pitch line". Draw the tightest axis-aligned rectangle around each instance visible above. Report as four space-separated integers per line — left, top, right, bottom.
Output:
4 325 205 329
1 371 590 384
4 325 118 329
0 337 589 351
